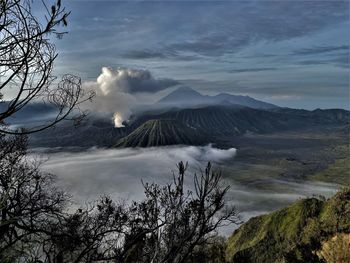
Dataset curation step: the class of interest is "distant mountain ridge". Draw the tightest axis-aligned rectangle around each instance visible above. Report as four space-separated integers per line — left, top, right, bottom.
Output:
0 101 57 124
157 86 278 110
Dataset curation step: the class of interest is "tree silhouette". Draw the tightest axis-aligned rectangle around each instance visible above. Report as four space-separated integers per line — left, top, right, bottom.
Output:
42 162 239 263
0 133 69 262
0 0 94 134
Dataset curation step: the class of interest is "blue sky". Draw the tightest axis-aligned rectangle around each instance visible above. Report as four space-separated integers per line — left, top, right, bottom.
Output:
50 0 349 109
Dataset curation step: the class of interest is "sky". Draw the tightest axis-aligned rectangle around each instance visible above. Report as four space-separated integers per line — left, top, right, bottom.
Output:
47 0 349 110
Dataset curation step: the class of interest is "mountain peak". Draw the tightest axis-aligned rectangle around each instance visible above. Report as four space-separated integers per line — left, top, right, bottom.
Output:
175 86 197 92
158 86 206 105
168 86 202 96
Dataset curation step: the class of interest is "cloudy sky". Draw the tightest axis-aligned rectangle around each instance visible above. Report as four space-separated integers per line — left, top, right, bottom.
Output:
49 0 349 109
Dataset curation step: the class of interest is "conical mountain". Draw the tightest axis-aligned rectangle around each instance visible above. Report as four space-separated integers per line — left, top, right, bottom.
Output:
157 86 211 106
115 119 207 147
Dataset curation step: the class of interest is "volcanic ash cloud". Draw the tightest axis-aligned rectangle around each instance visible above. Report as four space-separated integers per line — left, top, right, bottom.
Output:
83 67 179 127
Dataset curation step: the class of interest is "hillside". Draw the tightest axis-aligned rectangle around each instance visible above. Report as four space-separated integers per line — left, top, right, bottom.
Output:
115 119 207 147
226 188 350 263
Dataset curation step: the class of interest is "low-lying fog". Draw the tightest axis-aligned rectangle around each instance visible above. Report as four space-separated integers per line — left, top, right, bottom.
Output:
38 145 339 233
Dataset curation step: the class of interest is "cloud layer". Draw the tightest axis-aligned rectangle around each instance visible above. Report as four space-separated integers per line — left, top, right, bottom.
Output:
39 145 338 233
41 145 237 202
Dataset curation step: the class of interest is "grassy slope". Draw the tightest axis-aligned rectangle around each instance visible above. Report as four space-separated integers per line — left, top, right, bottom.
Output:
309 145 350 185
226 188 350 263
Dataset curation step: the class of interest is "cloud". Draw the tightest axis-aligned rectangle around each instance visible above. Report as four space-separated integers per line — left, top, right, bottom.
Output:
293 45 348 56
56 1 349 60
51 1 349 110
297 52 349 68
40 145 237 202
96 67 178 94
228 68 277 74
39 145 338 234
168 37 226 55
161 2 349 57
123 50 167 59
122 49 199 61
84 67 179 127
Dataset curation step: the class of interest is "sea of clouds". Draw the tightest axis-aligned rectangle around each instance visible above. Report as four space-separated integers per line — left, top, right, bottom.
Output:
39 145 338 233
40 145 236 201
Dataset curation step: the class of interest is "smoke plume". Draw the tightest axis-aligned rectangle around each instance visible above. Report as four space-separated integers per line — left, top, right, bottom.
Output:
84 67 178 127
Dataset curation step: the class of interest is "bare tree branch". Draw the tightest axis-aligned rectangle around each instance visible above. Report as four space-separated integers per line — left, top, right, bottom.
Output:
0 0 94 135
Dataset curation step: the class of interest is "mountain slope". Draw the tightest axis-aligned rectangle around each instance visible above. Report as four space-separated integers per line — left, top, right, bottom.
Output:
115 119 207 147
226 188 350 263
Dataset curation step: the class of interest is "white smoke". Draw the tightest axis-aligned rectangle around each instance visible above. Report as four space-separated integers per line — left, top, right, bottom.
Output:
113 112 125 127
84 67 178 127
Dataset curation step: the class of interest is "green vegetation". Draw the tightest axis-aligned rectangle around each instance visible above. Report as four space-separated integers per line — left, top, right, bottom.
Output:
310 157 350 185
217 132 349 190
226 188 350 263
310 145 350 185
